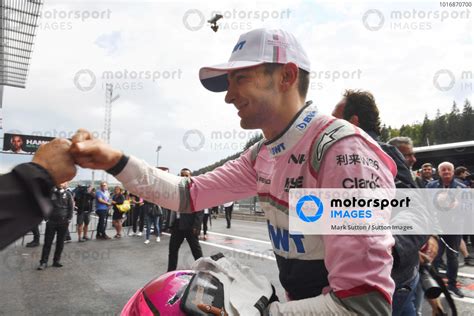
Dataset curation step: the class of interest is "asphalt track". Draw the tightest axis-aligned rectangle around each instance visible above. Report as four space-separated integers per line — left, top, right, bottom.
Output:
1 217 473 315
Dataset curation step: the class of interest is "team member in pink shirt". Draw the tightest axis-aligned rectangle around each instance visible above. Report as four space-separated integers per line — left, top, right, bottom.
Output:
71 28 397 315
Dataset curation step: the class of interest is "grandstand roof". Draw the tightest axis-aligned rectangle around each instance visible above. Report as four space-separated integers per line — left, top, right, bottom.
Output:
0 0 43 89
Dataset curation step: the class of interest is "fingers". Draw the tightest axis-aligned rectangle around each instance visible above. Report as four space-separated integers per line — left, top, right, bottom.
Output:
72 129 94 143
419 252 430 264
69 139 104 168
32 138 77 185
197 304 228 316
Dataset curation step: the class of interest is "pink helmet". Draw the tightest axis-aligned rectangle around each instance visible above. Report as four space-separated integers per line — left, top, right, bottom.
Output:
121 270 225 316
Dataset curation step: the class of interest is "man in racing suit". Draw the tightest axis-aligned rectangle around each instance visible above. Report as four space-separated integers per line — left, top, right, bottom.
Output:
71 28 397 315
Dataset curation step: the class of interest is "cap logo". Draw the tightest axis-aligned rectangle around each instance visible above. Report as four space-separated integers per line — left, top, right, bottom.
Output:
232 40 246 53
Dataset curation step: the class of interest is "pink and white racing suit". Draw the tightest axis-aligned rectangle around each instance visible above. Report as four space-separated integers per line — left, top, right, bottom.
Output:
114 102 397 315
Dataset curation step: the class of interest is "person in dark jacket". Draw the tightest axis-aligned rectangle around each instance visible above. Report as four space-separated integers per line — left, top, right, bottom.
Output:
415 163 435 188
333 90 430 315
167 168 203 271
0 138 76 251
37 181 74 270
428 161 467 298
129 193 145 236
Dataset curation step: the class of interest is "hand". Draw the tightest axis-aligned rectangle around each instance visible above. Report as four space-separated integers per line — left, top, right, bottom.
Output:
32 138 76 185
197 304 228 316
424 236 439 262
192 228 200 237
419 251 430 265
70 129 122 170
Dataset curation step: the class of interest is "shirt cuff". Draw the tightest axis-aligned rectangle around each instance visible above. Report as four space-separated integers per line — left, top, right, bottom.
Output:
106 154 129 176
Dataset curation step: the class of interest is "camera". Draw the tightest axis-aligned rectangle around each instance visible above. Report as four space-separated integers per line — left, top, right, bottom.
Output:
419 263 442 299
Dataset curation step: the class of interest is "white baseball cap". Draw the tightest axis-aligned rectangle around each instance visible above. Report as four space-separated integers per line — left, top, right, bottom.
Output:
199 28 311 92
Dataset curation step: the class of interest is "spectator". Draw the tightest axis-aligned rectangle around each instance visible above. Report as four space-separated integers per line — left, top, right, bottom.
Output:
387 137 417 172
63 185 74 243
223 201 234 229
37 182 73 270
210 206 219 219
95 182 112 240
129 193 144 236
415 163 435 188
75 185 95 242
111 186 125 238
202 208 210 240
167 168 203 272
428 161 466 298
455 166 471 187
143 201 161 244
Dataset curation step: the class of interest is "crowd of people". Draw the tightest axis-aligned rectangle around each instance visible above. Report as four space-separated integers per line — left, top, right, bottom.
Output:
27 173 237 277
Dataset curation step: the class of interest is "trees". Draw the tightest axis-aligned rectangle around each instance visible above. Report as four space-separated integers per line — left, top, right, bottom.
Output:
387 99 472 146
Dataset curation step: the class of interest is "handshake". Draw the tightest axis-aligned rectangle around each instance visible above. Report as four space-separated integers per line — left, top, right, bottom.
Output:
32 129 123 185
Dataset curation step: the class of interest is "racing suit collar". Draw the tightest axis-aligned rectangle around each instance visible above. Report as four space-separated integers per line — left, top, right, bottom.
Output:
264 101 317 158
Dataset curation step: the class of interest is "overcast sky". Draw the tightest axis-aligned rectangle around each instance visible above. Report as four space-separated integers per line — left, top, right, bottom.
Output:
0 0 472 180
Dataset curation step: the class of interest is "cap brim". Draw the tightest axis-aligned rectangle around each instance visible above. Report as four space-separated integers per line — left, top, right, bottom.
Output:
199 61 264 92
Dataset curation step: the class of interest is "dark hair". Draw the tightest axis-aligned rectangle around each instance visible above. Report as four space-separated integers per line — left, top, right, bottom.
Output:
262 63 310 99
180 168 192 176
455 166 468 176
342 89 381 136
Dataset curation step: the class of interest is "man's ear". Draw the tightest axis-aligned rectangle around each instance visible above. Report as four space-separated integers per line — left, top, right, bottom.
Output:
280 63 298 91
349 115 359 127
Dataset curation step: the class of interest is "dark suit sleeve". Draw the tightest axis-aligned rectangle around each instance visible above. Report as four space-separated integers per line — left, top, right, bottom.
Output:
0 163 55 250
